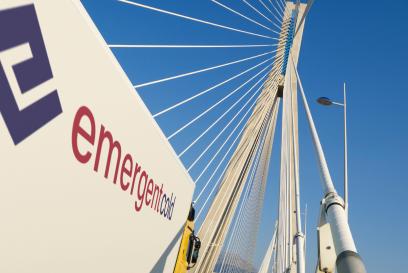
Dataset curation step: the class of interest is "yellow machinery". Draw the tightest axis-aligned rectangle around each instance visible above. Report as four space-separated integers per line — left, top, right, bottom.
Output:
173 205 201 273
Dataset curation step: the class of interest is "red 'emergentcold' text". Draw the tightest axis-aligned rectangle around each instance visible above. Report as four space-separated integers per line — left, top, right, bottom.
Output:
71 106 176 220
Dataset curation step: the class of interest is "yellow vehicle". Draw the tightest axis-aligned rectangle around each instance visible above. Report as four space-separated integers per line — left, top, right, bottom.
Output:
174 205 201 273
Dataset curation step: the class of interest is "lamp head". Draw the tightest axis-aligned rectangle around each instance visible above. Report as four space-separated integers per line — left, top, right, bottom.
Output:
317 97 333 106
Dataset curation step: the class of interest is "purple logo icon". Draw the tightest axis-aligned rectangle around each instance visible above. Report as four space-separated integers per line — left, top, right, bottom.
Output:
0 4 62 145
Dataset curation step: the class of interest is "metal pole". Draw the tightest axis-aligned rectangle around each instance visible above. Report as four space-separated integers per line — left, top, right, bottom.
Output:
304 203 307 269
292 57 366 273
343 82 348 217
289 62 305 273
294 73 336 195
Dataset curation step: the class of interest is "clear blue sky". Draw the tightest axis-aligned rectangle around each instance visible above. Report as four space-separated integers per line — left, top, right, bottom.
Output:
82 0 408 272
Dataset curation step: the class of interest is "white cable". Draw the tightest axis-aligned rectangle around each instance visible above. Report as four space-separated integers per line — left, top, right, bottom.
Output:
276 0 291 20
153 56 274 118
194 123 252 272
167 62 272 140
244 108 276 269
278 0 286 11
258 0 283 25
258 0 279 20
269 0 283 15
192 75 265 198
225 114 271 273
268 0 285 22
241 0 272 23
195 57 282 267
178 69 270 158
194 120 248 215
220 170 254 272
219 156 258 272
225 184 255 273
211 0 277 34
134 50 273 88
244 107 278 267
191 94 258 190
215 114 269 273
195 113 269 273
241 0 282 31
166 51 286 139
268 0 285 20
118 0 276 40
192 62 283 183
228 136 267 273
194 99 270 208
187 54 284 172
109 44 276 48
197 95 275 250
186 84 260 172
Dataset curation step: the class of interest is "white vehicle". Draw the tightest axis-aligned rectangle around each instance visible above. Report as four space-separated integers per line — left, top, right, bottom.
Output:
0 1 194 272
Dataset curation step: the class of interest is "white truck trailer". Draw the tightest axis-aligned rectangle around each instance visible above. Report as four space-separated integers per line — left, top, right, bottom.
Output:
0 1 195 272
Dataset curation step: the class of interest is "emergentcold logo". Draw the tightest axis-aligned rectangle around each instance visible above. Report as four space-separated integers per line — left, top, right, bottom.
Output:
0 4 62 145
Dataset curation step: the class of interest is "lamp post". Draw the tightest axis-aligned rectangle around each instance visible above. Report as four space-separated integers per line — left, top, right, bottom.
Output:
294 69 366 272
317 83 348 216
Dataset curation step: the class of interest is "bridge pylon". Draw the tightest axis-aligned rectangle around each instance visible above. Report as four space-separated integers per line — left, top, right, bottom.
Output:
192 2 306 273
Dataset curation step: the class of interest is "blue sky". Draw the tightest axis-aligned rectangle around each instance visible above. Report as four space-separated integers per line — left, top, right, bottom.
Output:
81 0 408 272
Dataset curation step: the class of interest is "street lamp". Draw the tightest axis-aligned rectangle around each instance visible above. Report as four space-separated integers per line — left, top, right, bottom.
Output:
316 83 348 216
